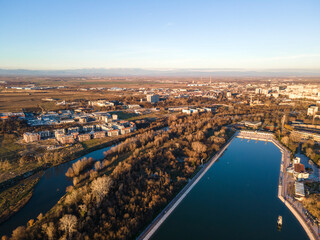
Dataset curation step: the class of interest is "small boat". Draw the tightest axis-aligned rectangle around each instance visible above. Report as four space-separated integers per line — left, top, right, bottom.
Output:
277 215 283 229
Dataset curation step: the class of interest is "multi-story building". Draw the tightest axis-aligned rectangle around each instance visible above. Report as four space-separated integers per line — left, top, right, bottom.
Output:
121 127 131 135
93 131 106 139
255 88 262 94
108 129 120 137
54 129 65 138
307 105 319 116
59 135 75 144
147 94 159 103
23 132 40 143
82 125 95 132
78 133 91 142
291 130 320 142
88 100 115 107
112 114 118 121
38 130 51 139
68 127 80 134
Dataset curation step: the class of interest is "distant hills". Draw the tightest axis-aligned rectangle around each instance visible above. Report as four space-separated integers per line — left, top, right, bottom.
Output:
0 68 320 77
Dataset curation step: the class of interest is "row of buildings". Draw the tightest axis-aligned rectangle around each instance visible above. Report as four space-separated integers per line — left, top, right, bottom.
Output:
254 84 320 101
23 121 136 144
181 107 214 114
26 110 118 126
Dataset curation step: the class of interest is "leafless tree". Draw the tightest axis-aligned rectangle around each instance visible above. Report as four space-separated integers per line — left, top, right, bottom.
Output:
91 175 113 206
11 226 26 240
42 222 56 240
59 214 77 239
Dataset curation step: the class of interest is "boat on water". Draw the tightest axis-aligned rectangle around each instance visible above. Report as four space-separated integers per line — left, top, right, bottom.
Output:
278 215 283 229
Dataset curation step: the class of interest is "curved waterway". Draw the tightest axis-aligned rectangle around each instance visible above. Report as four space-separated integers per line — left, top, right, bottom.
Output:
151 138 308 240
0 145 113 236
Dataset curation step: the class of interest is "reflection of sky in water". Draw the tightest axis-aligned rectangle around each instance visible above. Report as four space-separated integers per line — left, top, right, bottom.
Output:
0 145 113 236
152 139 308 240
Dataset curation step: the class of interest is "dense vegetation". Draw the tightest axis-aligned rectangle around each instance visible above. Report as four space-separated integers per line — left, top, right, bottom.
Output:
303 182 320 221
0 118 166 182
4 112 234 239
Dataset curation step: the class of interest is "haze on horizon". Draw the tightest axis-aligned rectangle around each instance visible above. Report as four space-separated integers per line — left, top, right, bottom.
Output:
0 0 320 70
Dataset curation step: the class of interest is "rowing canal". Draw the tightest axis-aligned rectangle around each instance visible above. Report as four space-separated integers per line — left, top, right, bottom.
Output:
150 138 308 240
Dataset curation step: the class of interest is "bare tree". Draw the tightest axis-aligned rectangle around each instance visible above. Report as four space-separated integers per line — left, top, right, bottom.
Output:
42 222 56 240
91 175 113 206
94 161 102 171
11 226 26 240
59 214 77 239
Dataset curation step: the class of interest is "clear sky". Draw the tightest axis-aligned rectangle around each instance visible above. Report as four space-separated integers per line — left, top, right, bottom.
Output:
0 0 319 70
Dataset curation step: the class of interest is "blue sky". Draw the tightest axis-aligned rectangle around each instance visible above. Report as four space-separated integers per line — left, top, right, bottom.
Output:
0 0 319 69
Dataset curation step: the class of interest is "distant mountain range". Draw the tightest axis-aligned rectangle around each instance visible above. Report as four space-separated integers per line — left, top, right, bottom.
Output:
0 68 320 77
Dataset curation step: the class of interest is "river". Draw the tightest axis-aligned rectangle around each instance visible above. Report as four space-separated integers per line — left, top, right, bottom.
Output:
0 127 170 236
0 145 113 236
150 138 308 240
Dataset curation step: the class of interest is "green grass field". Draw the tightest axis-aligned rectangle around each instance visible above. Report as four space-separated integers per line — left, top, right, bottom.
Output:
0 134 24 161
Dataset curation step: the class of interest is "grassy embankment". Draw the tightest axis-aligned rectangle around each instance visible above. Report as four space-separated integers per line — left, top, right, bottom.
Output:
0 172 44 223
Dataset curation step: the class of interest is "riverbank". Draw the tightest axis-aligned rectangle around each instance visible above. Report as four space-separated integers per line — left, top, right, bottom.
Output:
0 171 44 224
274 140 319 240
0 123 169 236
138 130 314 240
238 130 319 240
137 132 236 240
0 122 168 192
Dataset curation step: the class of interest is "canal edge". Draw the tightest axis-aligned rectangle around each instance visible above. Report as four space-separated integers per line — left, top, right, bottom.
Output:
239 130 318 240
273 139 318 240
136 132 237 240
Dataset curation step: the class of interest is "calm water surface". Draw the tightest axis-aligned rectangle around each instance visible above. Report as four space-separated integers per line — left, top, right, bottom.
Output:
151 138 308 240
0 146 112 236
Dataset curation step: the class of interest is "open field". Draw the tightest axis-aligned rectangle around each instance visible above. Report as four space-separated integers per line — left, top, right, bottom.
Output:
0 89 122 112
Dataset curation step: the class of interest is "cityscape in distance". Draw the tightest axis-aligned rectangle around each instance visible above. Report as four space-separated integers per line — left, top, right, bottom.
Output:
0 0 319 240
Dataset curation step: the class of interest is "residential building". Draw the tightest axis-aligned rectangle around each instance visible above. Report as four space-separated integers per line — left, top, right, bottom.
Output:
54 129 65 138
78 133 91 142
147 94 159 103
93 131 106 139
121 127 131 135
108 129 120 137
23 132 40 142
38 130 51 139
291 130 320 142
294 163 309 180
112 114 118 121
88 100 115 107
68 127 80 134
307 105 319 116
83 125 95 132
59 135 75 144
127 104 141 109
